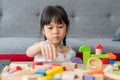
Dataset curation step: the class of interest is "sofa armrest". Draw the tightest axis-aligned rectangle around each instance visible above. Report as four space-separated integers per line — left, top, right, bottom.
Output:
0 54 34 61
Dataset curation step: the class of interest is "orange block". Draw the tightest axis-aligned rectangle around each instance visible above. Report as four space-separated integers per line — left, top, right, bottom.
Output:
107 53 116 59
84 69 104 75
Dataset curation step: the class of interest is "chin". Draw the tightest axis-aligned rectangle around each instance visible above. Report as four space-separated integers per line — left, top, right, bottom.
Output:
52 40 61 44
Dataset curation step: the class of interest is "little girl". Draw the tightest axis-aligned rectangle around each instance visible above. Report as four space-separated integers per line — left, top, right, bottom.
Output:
26 5 76 62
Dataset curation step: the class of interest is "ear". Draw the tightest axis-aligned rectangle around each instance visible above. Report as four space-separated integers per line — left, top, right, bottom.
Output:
42 29 45 34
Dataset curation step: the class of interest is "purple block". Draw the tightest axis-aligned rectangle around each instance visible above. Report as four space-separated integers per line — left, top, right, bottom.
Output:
71 57 82 64
84 74 94 80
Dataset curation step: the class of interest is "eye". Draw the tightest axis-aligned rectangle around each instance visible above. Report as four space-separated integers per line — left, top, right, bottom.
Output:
58 25 63 28
48 26 53 29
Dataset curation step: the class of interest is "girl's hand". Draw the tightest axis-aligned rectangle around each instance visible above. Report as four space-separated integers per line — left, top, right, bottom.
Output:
39 41 57 60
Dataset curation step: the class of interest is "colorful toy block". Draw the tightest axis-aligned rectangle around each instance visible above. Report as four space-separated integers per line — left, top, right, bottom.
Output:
79 45 91 64
79 44 116 65
22 74 40 80
95 43 103 55
45 66 64 77
109 59 115 64
62 62 78 71
93 74 104 80
91 54 109 58
84 74 94 80
32 61 43 69
9 66 22 72
71 57 82 64
49 63 60 69
84 69 104 75
35 69 46 76
107 53 116 59
87 58 103 69
37 76 52 80
101 58 109 64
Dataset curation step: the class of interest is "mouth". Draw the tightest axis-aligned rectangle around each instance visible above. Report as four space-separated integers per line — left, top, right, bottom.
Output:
53 36 59 39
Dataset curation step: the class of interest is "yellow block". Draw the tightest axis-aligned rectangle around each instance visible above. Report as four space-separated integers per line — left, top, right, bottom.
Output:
45 66 64 77
37 76 52 80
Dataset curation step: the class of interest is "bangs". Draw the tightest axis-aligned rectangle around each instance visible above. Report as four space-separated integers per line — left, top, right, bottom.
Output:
42 11 63 26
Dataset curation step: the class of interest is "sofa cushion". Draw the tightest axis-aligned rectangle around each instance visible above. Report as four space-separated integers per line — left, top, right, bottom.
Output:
113 27 120 41
0 38 120 53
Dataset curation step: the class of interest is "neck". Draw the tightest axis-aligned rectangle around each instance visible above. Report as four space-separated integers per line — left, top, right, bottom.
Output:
46 40 62 48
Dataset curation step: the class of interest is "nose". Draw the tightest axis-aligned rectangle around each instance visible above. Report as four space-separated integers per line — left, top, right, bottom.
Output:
53 27 59 34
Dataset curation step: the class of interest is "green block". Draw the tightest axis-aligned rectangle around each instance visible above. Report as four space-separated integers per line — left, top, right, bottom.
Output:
91 54 109 58
112 71 120 75
118 63 120 69
83 52 90 64
79 45 91 52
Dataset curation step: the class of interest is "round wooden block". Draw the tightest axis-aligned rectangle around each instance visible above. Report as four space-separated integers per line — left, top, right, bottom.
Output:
87 58 103 69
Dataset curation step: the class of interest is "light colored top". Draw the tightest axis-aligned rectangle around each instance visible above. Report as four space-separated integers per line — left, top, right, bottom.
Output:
34 47 76 62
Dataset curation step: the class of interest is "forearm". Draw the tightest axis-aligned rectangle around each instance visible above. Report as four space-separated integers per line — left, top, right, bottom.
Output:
26 43 41 57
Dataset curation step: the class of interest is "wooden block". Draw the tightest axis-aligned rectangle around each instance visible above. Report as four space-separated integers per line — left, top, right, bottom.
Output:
9 63 30 69
104 65 113 73
71 57 82 64
37 76 52 80
34 65 47 71
101 58 109 64
95 44 103 55
62 62 78 71
104 72 120 80
91 54 109 58
9 66 22 72
35 69 46 76
83 52 91 64
112 71 120 75
87 58 103 69
53 74 62 80
2 66 9 73
22 74 41 80
95 49 102 55
113 63 119 70
84 74 94 80
61 71 76 80
49 63 60 69
93 74 104 80
84 69 104 75
109 59 115 64
107 53 116 59
79 45 91 64
13 69 34 76
45 66 64 77
32 62 43 69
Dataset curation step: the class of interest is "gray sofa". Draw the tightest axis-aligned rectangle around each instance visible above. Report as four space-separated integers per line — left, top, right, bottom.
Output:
0 0 120 54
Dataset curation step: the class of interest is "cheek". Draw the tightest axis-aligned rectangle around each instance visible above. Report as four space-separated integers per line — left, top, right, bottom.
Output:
61 30 67 37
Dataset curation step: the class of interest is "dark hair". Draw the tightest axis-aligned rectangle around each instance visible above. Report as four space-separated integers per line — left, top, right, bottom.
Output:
40 5 69 46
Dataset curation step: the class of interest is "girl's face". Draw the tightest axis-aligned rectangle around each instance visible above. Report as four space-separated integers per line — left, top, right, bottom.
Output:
42 18 67 44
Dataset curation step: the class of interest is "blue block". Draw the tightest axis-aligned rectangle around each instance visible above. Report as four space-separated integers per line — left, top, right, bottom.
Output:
35 69 46 76
8 72 14 74
53 78 61 80
109 59 115 64
84 74 94 80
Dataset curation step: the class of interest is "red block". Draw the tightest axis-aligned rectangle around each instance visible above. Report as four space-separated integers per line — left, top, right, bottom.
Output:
32 61 43 69
102 58 109 64
9 66 22 72
49 63 60 69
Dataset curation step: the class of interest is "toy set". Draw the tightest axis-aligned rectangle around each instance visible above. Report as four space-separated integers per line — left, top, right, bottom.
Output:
79 44 116 65
0 44 120 80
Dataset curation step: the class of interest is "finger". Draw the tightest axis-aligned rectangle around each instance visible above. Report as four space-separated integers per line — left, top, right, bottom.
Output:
51 45 57 59
44 45 49 59
47 44 52 59
40 45 46 58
